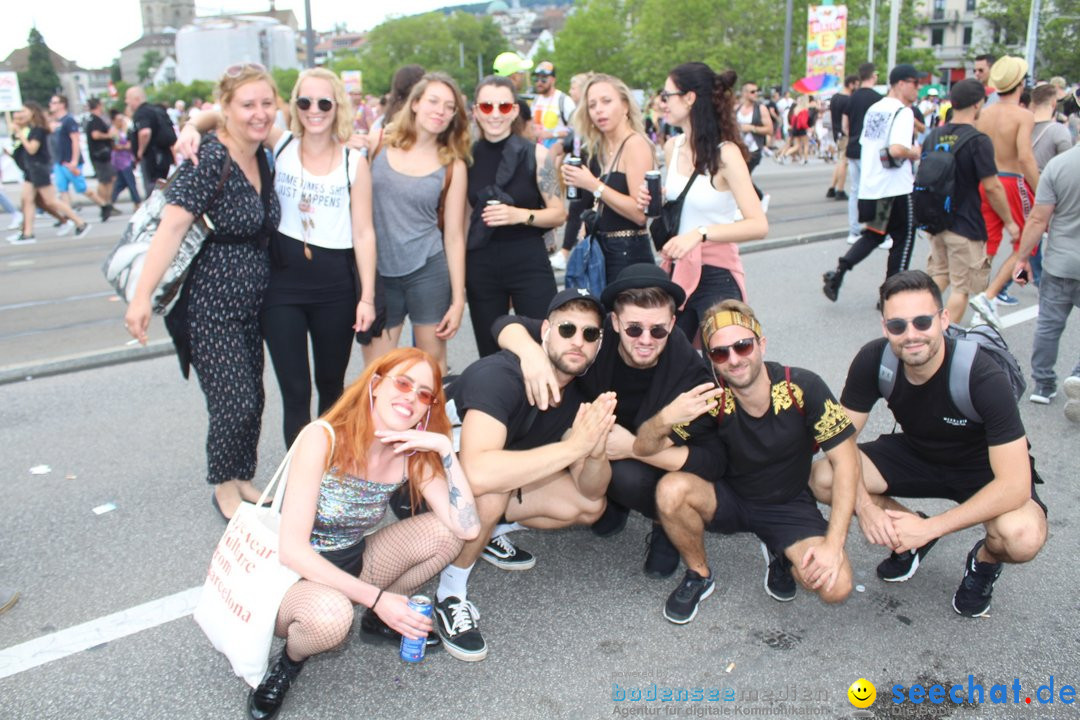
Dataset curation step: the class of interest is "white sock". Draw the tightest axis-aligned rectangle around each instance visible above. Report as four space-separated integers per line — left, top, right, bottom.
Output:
491 522 526 538
437 563 474 603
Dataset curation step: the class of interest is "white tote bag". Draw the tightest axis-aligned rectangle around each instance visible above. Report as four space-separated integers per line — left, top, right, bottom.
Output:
193 420 334 687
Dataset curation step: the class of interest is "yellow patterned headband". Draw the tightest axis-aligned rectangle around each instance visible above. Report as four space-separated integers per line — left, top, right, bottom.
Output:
701 310 762 344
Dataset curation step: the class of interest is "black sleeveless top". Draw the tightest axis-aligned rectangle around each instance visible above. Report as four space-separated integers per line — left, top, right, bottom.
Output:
468 135 544 246
589 147 647 235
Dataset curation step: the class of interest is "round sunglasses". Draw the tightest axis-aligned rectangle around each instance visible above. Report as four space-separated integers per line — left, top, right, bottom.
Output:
707 337 757 364
477 102 515 115
556 321 602 343
883 313 939 336
297 96 334 112
622 323 670 340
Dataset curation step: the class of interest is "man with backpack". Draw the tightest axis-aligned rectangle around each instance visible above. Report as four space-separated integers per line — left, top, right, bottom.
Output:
919 79 1019 324
811 270 1046 618
531 61 576 154
126 85 177 193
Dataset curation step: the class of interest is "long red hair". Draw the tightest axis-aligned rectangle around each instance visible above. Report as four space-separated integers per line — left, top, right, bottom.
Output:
321 348 451 509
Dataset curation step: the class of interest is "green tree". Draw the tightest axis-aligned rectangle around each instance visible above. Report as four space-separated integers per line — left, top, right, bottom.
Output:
551 0 636 87
270 67 300 99
977 0 1080 80
110 58 122 84
138 50 162 83
17 28 61 104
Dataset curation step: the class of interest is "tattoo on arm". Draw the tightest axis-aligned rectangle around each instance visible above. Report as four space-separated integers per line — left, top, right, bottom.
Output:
538 152 558 200
445 458 479 530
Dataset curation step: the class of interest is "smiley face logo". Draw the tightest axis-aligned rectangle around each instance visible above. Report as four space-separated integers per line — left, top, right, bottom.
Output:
847 678 876 708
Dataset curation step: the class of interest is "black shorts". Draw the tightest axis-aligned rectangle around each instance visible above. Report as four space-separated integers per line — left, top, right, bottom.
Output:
92 159 117 184
705 482 828 553
318 537 366 575
25 164 52 188
860 434 1047 514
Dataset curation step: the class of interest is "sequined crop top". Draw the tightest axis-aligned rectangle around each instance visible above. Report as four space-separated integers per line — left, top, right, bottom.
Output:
309 466 406 552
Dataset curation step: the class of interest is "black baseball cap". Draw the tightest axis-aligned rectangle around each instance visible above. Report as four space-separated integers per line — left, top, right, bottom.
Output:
949 79 986 110
889 64 929 85
547 287 604 318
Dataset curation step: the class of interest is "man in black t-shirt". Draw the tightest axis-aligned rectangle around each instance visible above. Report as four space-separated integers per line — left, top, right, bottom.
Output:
494 264 723 581
434 288 616 662
84 98 118 221
635 300 859 625
825 74 857 200
923 80 1019 325
126 85 174 192
842 63 883 242
811 271 1047 618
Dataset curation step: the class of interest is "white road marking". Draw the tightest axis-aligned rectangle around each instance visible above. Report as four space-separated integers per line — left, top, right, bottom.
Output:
1001 304 1039 328
0 586 201 680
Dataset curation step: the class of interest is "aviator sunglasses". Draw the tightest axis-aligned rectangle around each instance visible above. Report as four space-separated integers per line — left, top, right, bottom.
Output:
477 102 515 115
622 323 670 340
883 313 939 336
707 338 757 364
377 374 439 406
297 96 334 112
556 321 602 343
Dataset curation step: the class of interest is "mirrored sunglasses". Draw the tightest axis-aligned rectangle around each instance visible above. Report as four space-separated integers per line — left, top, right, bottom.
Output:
477 102 515 115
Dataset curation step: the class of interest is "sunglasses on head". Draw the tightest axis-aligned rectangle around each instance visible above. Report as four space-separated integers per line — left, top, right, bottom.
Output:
224 62 267 78
379 374 438 406
883 313 939 335
296 96 334 112
477 102 515 115
707 337 757 364
622 323 670 340
556 321 602 343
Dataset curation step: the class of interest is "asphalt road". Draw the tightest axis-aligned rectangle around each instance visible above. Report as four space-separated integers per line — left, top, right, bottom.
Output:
1 162 1078 720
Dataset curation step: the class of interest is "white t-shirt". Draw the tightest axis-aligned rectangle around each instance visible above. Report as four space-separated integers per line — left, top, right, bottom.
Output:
532 90 576 149
858 96 915 200
735 106 758 152
273 131 360 250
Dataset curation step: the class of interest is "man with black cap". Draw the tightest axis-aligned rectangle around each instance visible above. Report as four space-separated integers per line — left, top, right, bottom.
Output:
823 63 926 303
493 264 722 581
634 299 859 624
923 79 1019 324
434 287 616 662
532 61 576 152
968 56 1041 325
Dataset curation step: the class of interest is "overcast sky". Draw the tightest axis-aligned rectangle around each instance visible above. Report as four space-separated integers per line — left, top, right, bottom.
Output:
2 0 455 69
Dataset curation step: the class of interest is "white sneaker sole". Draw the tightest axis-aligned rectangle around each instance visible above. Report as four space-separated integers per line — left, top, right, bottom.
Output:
879 553 920 583
663 582 715 625
435 628 489 662
951 595 991 618
480 552 536 571
760 543 796 602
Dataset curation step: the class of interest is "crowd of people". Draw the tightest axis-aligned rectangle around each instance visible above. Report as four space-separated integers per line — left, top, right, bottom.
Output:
3 47 1074 718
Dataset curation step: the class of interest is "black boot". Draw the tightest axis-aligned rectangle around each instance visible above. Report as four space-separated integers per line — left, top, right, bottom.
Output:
248 646 305 720
822 261 849 302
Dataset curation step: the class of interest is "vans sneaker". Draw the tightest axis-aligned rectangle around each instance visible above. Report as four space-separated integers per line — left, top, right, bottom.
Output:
480 534 535 570
434 596 487 661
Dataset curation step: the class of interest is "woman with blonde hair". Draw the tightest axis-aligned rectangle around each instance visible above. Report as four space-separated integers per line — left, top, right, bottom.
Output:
126 63 281 519
178 66 379 452
365 71 470 372
562 72 654 283
247 347 479 719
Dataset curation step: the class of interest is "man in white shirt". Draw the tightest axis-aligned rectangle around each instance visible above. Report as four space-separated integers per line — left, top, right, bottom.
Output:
823 64 925 303
531 61 576 153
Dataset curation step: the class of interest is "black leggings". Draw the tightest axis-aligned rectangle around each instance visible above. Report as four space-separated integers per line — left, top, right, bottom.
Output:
262 298 356 447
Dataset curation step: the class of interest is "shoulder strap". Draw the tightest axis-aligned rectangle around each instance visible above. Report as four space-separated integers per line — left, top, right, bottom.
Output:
878 342 899 401
257 419 336 513
948 125 980 155
948 340 981 423
1031 123 1054 152
558 92 569 125
274 133 294 162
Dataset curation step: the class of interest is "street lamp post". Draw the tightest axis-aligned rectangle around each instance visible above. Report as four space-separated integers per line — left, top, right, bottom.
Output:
304 0 316 69
782 0 793 93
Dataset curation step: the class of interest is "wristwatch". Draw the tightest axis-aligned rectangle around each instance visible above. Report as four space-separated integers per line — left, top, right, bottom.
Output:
593 183 606 200
697 225 708 242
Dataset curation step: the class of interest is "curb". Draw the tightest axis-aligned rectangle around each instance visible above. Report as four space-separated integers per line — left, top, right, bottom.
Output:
4 228 847 384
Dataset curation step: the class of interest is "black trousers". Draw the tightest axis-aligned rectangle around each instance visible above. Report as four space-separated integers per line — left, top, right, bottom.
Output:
466 238 557 357
840 193 916 278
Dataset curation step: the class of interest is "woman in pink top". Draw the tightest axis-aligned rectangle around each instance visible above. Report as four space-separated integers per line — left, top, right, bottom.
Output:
638 62 768 342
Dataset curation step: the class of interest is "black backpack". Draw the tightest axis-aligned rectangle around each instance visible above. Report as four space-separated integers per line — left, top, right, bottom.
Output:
912 125 980 234
152 105 178 149
877 324 1026 424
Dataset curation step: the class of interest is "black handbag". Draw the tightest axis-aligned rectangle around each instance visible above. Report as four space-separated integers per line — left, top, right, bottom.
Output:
649 170 698 252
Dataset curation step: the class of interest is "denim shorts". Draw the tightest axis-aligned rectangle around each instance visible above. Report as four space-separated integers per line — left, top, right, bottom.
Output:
382 251 451 327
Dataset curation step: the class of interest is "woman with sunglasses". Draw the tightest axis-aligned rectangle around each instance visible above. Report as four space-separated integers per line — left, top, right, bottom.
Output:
247 347 479 720
466 75 565 357
364 72 470 373
126 63 281 520
178 67 378 452
637 63 768 343
562 73 654 284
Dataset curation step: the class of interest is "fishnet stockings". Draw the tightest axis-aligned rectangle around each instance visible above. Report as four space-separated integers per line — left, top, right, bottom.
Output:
273 513 462 661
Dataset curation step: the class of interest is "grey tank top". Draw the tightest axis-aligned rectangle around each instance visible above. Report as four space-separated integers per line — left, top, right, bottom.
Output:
370 150 446 277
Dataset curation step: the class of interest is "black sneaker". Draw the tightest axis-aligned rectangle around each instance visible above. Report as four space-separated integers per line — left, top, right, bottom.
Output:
822 268 844 302
643 523 680 579
826 187 837 198
359 608 440 648
663 568 715 624
74 222 92 238
591 501 629 537
480 534 535 570
876 512 939 582
248 646 304 720
434 596 487 662
952 539 1002 618
835 190 849 200
760 543 796 602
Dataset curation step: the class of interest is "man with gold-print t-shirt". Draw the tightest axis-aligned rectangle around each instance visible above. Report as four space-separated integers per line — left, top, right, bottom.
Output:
634 300 860 625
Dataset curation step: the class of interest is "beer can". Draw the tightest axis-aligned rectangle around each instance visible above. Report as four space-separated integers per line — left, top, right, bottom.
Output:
400 594 433 663
565 156 582 199
645 170 663 217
